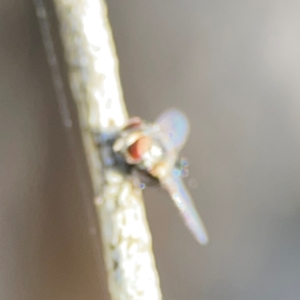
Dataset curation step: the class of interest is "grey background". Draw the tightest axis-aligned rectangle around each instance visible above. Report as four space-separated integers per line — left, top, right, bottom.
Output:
1 0 300 299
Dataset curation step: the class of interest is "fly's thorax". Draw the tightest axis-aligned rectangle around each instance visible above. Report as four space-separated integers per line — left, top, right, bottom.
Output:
138 138 164 168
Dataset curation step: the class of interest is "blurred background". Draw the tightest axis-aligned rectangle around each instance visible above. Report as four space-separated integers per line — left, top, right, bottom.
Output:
1 0 300 299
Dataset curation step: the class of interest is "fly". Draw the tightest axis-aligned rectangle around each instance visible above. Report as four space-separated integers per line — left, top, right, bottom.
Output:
103 109 209 245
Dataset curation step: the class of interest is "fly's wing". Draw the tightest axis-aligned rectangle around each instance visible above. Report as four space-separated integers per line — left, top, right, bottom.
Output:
156 109 208 244
155 109 190 152
161 172 209 245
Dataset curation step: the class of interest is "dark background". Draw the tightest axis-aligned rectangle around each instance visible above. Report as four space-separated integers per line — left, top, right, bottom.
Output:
1 0 300 299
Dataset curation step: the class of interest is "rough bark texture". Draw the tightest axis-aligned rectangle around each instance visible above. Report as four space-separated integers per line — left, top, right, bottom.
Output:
44 0 162 299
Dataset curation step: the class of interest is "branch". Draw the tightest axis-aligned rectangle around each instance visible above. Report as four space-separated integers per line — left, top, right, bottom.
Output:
50 0 162 299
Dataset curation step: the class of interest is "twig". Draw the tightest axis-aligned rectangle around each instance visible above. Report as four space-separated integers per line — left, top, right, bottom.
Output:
47 0 162 299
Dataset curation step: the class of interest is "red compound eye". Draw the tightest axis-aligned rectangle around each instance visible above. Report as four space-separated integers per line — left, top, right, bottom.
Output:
128 136 152 161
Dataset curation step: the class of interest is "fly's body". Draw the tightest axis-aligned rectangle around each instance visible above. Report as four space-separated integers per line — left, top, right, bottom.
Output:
111 109 209 245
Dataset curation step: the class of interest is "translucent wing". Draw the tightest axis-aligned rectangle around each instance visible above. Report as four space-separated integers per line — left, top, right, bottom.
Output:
161 171 209 245
155 109 190 152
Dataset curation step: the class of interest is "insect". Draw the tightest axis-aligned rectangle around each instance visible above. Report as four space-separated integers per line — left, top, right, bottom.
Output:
112 109 209 245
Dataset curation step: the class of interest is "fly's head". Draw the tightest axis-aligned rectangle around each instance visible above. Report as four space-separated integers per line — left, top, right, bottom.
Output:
112 117 178 180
